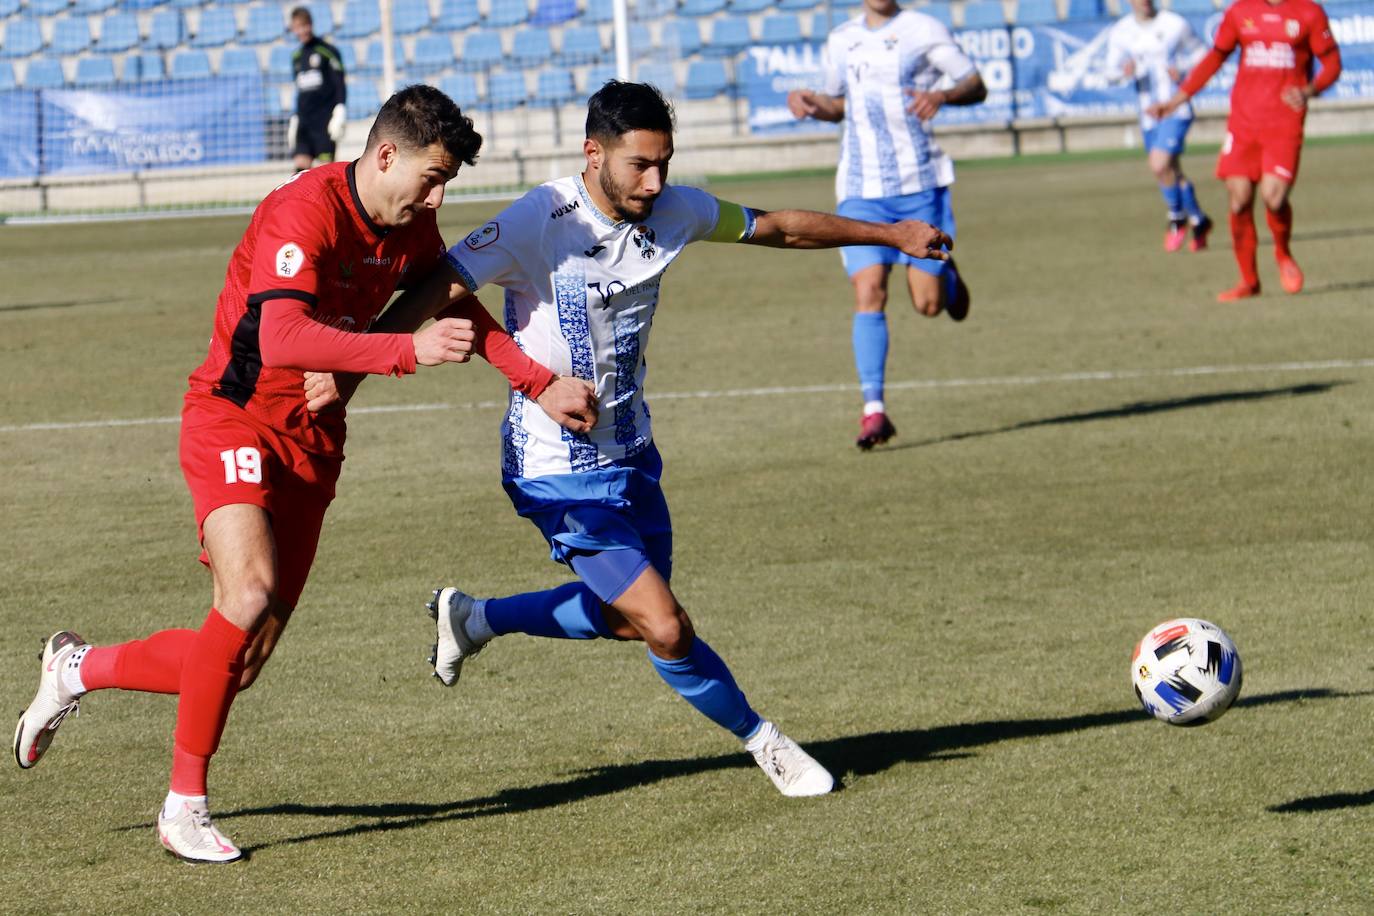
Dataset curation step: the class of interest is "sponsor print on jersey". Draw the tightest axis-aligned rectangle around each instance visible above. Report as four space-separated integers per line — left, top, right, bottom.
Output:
1243 41 1297 68
276 242 304 277
465 221 500 250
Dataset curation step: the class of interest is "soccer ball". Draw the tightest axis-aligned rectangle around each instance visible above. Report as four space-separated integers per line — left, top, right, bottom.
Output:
1131 618 1242 726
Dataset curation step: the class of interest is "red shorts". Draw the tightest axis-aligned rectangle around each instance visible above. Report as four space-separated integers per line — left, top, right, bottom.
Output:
1216 127 1303 184
179 394 343 608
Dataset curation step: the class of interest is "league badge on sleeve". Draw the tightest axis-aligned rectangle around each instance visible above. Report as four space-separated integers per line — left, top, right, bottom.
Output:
276 243 305 278
465 222 500 251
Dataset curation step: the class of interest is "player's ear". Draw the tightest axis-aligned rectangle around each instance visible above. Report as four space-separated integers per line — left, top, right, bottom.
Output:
583 138 601 171
375 140 398 173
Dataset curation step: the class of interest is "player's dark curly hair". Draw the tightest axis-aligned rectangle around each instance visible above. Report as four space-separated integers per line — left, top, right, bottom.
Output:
586 80 675 144
365 84 482 166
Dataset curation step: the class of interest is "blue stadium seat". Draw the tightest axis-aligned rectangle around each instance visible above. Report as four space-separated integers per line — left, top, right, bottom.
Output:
961 1 1006 28
0 61 15 90
1063 0 1100 18
346 78 380 118
627 22 652 58
679 0 726 16
305 1 333 36
24 0 69 16
530 0 576 26
831 0 861 7
584 0 613 23
434 0 480 31
337 0 380 38
337 41 357 72
128 51 164 80
50 18 92 55
391 0 432 35
219 46 261 74
189 8 236 47
410 33 454 73
484 69 527 108
583 64 615 96
557 26 602 65
267 44 293 79
778 0 819 10
241 5 284 44
95 13 139 53
486 0 528 28
74 55 116 85
635 60 675 93
702 16 751 57
171 50 212 78
439 72 479 107
661 19 702 56
145 11 184 50
730 0 774 13
1013 0 1057 23
1 20 43 58
637 0 675 18
459 30 503 71
510 28 551 68
810 6 847 32
760 13 802 43
1167 0 1214 13
264 84 289 115
0 0 21 15
683 58 729 99
532 67 575 106
921 3 954 27
25 58 66 87
169 0 208 9
359 38 405 75
72 0 115 14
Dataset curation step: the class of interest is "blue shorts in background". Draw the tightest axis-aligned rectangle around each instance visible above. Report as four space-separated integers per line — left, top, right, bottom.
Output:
503 443 673 601
1143 116 1192 156
837 187 956 278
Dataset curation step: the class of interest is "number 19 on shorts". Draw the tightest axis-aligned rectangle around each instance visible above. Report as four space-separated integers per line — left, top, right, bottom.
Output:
220 447 263 484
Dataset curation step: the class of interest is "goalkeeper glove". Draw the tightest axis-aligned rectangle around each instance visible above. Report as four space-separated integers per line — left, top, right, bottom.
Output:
327 104 347 142
286 115 298 150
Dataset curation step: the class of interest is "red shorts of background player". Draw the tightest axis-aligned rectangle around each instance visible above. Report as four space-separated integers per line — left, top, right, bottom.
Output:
179 393 343 609
1216 126 1304 184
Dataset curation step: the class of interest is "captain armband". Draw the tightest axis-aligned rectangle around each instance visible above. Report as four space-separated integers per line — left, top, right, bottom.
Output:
707 199 758 243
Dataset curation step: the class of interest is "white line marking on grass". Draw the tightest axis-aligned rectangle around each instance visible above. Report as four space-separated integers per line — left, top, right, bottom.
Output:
3 358 1372 435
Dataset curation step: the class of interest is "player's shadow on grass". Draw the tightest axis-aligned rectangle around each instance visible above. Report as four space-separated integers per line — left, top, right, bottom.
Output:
186 687 1358 853
876 381 1344 452
1268 788 1374 814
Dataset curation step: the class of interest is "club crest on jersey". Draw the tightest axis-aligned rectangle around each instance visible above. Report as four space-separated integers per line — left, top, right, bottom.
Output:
275 243 304 278
465 221 500 250
632 225 657 260
1285 19 1300 38
884 37 897 51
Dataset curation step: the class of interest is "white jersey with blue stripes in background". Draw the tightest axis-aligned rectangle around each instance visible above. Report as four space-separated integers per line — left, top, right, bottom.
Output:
1103 10 1206 130
446 176 754 480
822 10 978 201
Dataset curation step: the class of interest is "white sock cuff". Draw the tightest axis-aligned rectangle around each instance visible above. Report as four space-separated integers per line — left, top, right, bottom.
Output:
466 598 495 645
61 645 91 697
744 720 778 752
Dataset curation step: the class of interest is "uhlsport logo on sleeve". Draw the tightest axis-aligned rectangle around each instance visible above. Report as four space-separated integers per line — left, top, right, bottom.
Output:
276 243 304 278
465 222 500 251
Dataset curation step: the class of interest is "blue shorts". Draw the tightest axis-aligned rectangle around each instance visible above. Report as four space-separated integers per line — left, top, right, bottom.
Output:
1143 116 1191 156
503 443 673 604
837 187 955 278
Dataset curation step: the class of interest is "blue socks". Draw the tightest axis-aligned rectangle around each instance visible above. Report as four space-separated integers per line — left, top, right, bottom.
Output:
483 582 613 640
1159 183 1185 221
1179 180 1207 224
649 638 761 739
851 311 888 405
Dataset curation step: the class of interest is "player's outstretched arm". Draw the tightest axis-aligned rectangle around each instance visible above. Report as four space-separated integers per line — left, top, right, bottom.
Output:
746 208 951 260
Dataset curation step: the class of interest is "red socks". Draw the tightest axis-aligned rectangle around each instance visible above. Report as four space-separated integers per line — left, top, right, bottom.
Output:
170 609 252 796
79 629 197 694
1229 209 1260 289
1266 202 1293 260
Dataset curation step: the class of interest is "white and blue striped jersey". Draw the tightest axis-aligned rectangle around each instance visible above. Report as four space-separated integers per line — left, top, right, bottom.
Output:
446 176 754 480
1104 10 1205 130
822 10 977 202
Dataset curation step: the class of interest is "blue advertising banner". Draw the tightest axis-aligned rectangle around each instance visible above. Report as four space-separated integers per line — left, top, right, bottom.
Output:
746 1 1373 132
0 90 40 180
38 76 265 176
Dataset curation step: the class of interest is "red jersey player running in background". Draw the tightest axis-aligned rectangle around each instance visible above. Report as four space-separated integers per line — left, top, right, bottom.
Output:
13 86 596 863
1150 0 1341 302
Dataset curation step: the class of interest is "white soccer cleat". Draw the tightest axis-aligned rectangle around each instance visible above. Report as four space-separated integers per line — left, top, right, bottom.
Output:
13 631 87 770
426 586 485 687
157 800 242 864
747 721 835 798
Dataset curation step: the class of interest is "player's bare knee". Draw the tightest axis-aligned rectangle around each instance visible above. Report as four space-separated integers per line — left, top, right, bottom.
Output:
911 288 940 317
851 278 887 313
642 609 695 658
219 582 276 632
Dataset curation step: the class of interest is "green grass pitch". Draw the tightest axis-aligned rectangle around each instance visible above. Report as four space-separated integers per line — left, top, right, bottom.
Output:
2 139 1372 913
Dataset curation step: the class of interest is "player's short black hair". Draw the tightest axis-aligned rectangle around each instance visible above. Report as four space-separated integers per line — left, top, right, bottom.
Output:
365 84 482 167
586 80 675 144
289 5 311 24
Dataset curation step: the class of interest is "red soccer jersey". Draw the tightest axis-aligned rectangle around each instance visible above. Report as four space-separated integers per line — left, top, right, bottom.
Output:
1191 0 1339 135
187 161 445 457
